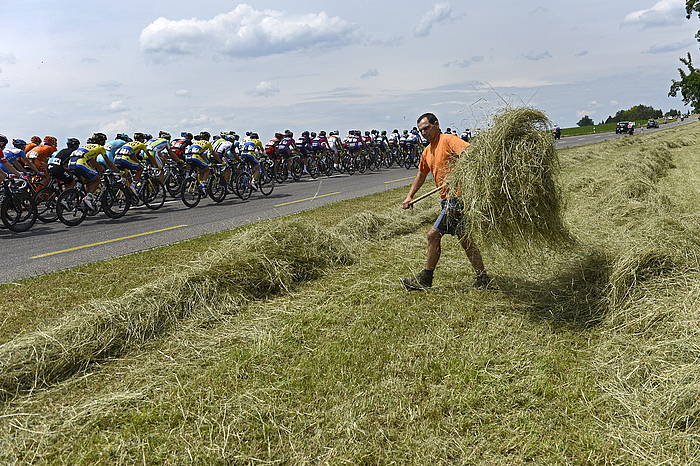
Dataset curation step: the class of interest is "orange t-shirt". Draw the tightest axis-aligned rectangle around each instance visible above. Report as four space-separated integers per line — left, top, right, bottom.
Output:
24 143 39 154
418 133 469 199
27 144 57 170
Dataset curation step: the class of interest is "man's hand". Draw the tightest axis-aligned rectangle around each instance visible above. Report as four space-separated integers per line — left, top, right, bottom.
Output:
402 196 413 209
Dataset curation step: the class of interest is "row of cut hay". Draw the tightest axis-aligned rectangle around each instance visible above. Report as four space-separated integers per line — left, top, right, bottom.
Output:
591 208 700 462
0 204 438 401
446 107 572 252
612 146 675 201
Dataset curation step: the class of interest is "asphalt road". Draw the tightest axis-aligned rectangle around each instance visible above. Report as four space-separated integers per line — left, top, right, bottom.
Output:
2 118 695 283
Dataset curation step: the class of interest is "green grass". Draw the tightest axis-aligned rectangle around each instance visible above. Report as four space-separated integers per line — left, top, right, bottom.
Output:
0 122 699 463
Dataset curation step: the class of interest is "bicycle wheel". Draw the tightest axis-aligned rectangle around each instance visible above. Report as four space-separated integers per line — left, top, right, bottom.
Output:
342 154 355 175
56 188 86 227
181 174 202 208
102 185 131 218
291 157 303 181
143 178 166 210
235 172 252 200
164 171 183 197
35 185 59 223
275 160 288 183
207 173 227 203
258 168 274 196
355 153 367 174
306 156 319 179
1 192 37 232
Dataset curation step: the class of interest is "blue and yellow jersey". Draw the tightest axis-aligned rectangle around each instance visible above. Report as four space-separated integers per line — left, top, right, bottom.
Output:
242 139 263 153
187 139 213 158
115 141 148 162
72 144 106 164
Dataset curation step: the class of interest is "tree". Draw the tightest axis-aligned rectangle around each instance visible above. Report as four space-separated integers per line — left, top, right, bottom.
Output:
603 105 663 123
666 109 681 117
667 3 700 112
669 53 700 113
577 115 594 127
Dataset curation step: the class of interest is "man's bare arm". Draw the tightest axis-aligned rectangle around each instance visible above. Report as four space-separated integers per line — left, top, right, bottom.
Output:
402 171 428 209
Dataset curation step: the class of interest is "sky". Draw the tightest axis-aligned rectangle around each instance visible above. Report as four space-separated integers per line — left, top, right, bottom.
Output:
1 0 699 144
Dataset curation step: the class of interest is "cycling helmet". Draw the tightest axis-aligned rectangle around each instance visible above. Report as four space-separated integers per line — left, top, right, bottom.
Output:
274 132 283 139
234 134 240 141
144 134 153 141
92 132 107 145
43 136 57 146
198 131 211 141
220 131 235 142
30 136 41 144
302 131 310 137
67 138 80 148
393 129 399 133
445 127 452 134
12 138 27 148
251 133 259 139
158 131 171 140
403 130 409 135
319 131 326 137
245 131 251 137
181 132 193 140
364 131 370 136
133 132 146 142
310 132 317 138
0 134 7 145
381 130 387 135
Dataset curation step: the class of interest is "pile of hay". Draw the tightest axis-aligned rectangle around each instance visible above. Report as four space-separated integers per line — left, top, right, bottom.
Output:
0 204 439 401
446 107 571 250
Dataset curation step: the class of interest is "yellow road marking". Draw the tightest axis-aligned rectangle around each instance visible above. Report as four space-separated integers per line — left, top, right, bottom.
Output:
274 192 341 208
384 176 415 184
31 225 189 259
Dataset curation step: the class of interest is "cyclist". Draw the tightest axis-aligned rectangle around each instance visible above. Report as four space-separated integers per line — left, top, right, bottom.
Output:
185 131 214 192
27 136 58 177
113 133 150 194
460 128 470 142
24 136 42 155
212 131 238 185
147 131 180 165
4 139 39 176
277 130 297 174
0 134 24 180
445 127 453 134
67 133 113 209
171 132 193 162
240 132 264 188
296 131 313 174
47 138 79 188
100 133 130 171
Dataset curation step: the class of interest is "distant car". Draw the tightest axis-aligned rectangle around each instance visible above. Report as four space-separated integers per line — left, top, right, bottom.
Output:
647 119 659 129
615 121 634 134
667 115 674 121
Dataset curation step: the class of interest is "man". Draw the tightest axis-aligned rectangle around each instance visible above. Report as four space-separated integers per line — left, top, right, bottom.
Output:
47 138 79 188
400 112 491 291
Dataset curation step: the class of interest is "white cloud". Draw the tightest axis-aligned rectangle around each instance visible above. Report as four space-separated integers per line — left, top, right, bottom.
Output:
360 69 379 79
443 59 471 68
590 100 599 106
99 118 133 135
610 100 619 105
415 3 453 37
97 80 123 89
248 81 280 97
140 4 358 58
0 52 16 65
576 109 596 118
174 89 191 97
575 50 589 57
108 100 128 112
524 50 552 61
643 40 695 54
178 114 225 128
623 0 684 28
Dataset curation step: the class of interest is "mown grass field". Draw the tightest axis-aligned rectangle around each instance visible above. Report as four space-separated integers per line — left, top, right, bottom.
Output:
1 123 699 463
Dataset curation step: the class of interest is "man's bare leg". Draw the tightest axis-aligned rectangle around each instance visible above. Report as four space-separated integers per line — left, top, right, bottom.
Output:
426 228 442 271
460 235 486 274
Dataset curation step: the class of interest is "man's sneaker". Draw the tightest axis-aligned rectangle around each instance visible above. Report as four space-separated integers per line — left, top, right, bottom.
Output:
400 270 433 291
474 272 493 290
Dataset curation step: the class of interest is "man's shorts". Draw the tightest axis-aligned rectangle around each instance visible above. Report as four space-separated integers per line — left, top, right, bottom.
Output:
240 152 260 167
48 165 74 183
186 156 209 170
115 157 141 171
67 159 99 182
433 197 465 236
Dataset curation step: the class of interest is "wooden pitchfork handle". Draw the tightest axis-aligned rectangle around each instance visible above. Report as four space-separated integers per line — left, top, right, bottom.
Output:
408 184 447 207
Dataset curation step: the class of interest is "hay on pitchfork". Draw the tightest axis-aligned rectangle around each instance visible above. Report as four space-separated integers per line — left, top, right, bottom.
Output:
446 107 572 251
